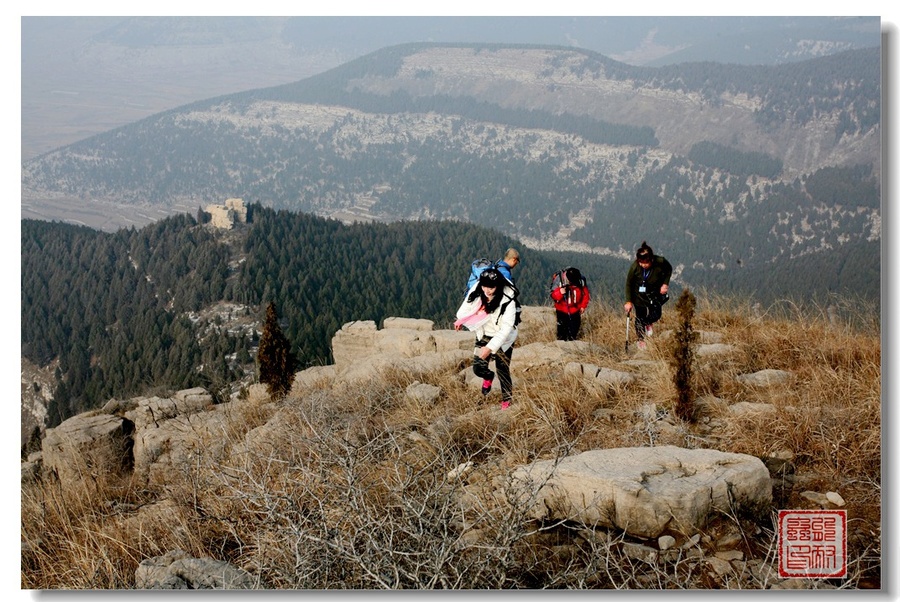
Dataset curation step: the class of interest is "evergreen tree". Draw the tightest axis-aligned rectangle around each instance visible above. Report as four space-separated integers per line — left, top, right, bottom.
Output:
257 302 297 399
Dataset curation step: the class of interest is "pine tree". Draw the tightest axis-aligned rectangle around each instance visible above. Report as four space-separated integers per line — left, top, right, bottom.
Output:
257 302 297 399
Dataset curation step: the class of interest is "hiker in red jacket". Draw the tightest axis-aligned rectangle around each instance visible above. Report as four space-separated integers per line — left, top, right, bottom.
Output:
550 267 591 341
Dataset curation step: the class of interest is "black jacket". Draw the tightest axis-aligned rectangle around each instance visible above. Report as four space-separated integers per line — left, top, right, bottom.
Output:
625 256 672 307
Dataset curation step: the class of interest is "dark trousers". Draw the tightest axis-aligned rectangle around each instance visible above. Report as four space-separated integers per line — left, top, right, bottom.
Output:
473 338 514 401
634 304 662 340
556 310 581 341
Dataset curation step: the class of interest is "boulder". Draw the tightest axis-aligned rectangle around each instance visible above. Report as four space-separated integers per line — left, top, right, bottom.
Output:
332 318 445 364
375 328 437 357
132 406 230 485
564 362 636 388
406 382 442 405
233 406 302 460
512 340 597 369
432 329 474 352
101 397 139 414
509 446 772 539
334 349 470 390
135 549 257 589
697 331 725 344
42 413 133 484
736 369 793 387
696 343 738 358
331 320 378 366
291 365 338 394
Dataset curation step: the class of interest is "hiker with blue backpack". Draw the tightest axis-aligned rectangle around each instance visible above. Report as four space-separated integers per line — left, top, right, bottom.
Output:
464 248 520 293
455 267 519 410
496 247 519 283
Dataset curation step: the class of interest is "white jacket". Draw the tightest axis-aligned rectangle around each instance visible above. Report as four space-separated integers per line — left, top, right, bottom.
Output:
456 284 518 353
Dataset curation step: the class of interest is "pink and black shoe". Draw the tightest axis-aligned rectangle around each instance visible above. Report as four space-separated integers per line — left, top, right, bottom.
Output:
482 378 493 396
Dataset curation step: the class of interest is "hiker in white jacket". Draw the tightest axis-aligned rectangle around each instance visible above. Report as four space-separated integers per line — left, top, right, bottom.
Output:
454 268 518 409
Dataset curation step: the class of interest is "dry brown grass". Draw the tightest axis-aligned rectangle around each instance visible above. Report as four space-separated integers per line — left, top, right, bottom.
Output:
21 294 881 589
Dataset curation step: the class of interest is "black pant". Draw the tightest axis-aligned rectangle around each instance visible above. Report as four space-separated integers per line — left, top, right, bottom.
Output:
556 310 581 341
473 337 514 401
634 304 662 340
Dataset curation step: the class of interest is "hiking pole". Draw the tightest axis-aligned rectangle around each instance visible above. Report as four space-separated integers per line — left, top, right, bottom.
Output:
625 309 631 352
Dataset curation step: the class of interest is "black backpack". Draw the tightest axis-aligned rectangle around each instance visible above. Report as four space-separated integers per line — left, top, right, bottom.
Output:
550 266 586 292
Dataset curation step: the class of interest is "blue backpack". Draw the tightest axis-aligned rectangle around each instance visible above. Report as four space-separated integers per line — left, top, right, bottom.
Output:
465 258 497 294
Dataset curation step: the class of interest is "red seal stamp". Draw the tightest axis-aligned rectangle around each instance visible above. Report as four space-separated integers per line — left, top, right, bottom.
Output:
778 509 847 578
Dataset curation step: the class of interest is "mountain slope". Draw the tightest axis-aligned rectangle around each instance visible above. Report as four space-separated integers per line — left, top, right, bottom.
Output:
21 43 880 282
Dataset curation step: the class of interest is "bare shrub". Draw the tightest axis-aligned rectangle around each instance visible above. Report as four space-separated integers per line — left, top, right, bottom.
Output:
669 289 698 421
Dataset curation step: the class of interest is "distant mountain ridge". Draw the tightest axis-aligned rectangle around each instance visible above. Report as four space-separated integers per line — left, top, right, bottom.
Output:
22 43 881 282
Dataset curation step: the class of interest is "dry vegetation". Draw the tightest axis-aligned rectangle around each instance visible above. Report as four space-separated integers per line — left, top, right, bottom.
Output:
21 293 881 589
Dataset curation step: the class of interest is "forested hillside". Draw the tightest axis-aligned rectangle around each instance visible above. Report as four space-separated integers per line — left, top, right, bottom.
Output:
569 159 880 271
22 207 628 427
22 216 235 426
680 238 880 312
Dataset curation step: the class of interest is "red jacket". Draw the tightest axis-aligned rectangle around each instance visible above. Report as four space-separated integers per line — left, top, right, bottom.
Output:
551 283 590 315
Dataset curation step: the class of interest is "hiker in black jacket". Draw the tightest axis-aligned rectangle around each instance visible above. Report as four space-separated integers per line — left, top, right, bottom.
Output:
624 242 672 350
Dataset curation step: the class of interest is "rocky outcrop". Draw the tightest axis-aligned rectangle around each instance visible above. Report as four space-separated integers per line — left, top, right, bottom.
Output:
331 318 471 365
511 339 598 368
132 405 232 487
35 387 227 489
21 357 57 454
564 362 636 390
124 387 213 430
119 387 226 486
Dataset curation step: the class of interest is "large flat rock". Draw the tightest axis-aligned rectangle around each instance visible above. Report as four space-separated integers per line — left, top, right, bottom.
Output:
509 446 772 539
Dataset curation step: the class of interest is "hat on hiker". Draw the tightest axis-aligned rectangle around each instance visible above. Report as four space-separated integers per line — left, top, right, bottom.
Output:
479 268 503 287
